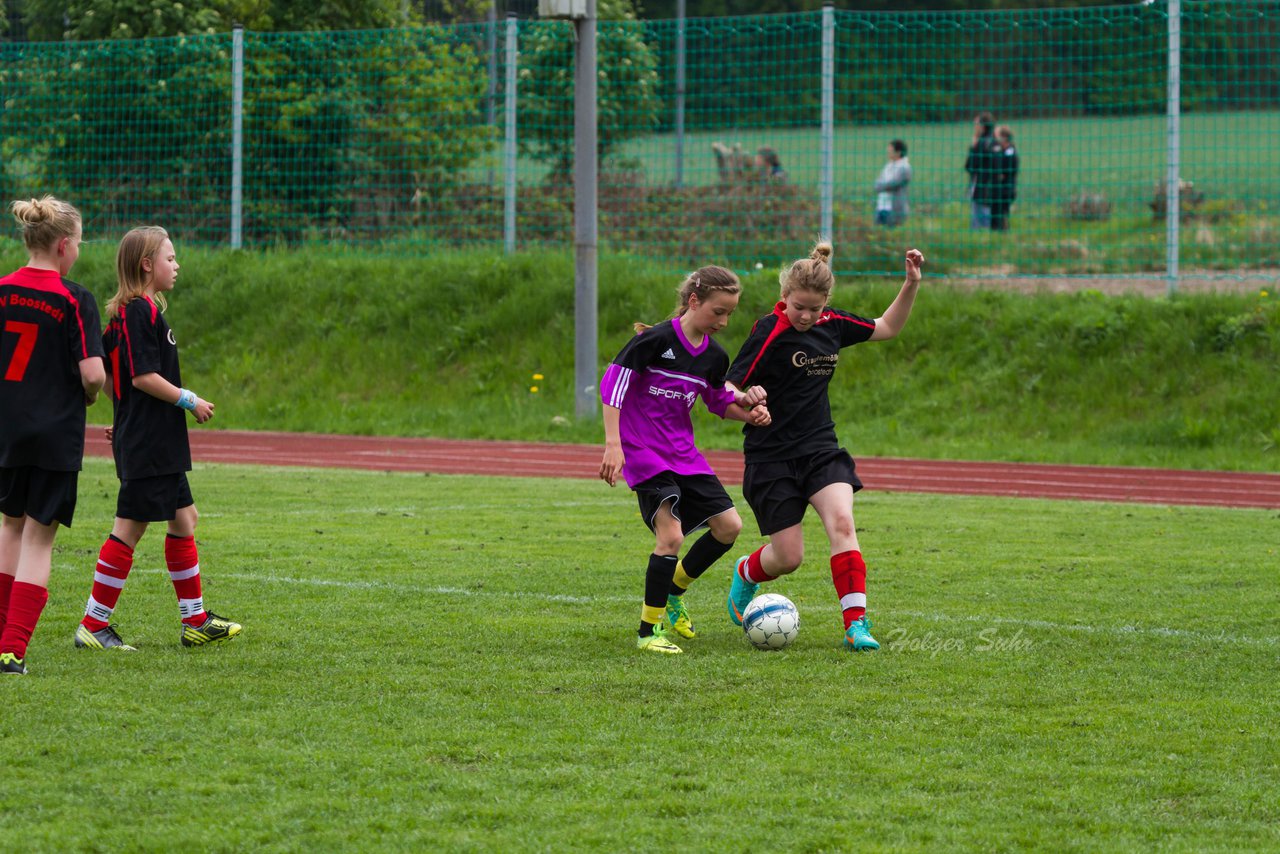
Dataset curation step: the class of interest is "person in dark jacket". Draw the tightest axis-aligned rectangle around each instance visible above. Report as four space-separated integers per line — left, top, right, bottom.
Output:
964 112 999 230
990 125 1019 231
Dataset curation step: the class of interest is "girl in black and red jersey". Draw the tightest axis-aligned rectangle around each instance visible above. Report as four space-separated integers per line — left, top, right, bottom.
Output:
74 226 241 652
0 196 105 675
725 241 924 652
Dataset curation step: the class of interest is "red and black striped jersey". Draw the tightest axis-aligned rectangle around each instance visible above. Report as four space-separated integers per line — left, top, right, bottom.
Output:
728 301 876 462
0 267 103 471
103 295 191 480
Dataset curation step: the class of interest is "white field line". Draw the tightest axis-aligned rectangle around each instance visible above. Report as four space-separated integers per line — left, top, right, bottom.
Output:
118 568 1279 649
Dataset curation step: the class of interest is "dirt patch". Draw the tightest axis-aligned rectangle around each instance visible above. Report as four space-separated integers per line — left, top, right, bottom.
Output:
945 270 1277 296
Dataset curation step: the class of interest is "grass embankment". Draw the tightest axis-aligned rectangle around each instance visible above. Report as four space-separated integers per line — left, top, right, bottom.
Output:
4 242 1276 471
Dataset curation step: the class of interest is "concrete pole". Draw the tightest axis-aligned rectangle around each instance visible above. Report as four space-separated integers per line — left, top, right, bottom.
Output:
820 4 835 242
575 0 599 419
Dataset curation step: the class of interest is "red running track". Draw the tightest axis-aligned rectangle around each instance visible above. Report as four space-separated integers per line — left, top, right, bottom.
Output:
83 428 1280 510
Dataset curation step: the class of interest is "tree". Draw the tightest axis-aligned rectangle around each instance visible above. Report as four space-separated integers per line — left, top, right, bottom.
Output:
516 0 661 178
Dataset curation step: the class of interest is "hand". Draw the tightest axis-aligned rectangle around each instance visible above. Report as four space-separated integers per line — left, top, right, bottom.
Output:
104 425 114 444
736 385 767 408
192 398 215 424
905 249 925 284
599 445 625 487
747 404 772 427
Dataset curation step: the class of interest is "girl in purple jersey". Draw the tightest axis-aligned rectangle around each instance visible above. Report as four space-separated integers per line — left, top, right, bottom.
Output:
726 242 924 652
0 196 105 675
599 266 771 654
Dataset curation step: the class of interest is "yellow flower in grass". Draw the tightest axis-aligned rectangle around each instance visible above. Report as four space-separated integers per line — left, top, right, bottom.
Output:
530 386 540 393
532 373 545 380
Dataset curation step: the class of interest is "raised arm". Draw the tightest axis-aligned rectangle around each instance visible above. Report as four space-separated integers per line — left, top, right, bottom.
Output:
868 249 925 342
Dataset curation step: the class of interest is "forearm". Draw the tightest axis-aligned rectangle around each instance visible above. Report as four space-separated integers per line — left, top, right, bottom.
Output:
874 278 920 340
722 402 753 424
602 404 623 448
132 372 183 404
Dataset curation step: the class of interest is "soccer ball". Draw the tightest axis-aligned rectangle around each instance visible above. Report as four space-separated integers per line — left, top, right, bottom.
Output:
742 593 799 650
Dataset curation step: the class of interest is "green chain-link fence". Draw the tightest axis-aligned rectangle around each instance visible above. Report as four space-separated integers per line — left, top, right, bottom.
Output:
2 0 1278 279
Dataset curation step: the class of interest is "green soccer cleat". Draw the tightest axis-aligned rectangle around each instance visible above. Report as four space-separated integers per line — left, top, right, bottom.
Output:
727 556 758 627
0 652 27 675
75 623 137 651
636 627 682 654
843 617 880 652
180 611 242 647
665 595 696 639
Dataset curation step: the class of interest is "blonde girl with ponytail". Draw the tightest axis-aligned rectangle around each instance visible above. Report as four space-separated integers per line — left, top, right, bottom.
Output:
725 242 925 652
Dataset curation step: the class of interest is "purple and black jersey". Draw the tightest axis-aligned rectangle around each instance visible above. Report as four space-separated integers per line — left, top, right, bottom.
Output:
728 301 876 463
600 319 736 488
103 295 191 480
0 267 103 471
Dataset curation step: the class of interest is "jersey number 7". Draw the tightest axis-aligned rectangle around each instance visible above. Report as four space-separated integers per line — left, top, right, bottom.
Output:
2 320 39 382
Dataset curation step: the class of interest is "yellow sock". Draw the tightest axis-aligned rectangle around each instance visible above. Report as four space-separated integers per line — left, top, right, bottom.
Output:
671 560 694 594
641 604 664 626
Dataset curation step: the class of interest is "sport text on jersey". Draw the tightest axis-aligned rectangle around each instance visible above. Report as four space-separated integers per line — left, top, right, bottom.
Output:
790 350 839 377
0 293 65 323
649 384 698 406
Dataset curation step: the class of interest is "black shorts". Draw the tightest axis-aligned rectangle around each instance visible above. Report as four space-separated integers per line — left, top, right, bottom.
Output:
633 472 735 535
742 448 862 536
116 472 194 523
0 466 79 527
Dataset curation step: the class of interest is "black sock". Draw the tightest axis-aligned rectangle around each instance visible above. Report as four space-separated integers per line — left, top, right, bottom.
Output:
667 531 734 596
640 553 678 636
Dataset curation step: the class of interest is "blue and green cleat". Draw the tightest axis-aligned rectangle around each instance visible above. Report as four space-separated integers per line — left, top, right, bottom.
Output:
665 595 696 639
843 617 880 652
727 556 758 627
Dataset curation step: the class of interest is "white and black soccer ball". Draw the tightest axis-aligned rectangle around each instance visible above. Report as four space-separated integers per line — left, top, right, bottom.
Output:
742 593 799 650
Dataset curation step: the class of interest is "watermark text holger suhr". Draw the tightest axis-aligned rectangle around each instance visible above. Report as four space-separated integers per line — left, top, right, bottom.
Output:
885 627 1034 657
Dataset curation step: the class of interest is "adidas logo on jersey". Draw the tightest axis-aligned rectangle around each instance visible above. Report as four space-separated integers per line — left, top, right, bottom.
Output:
661 348 676 360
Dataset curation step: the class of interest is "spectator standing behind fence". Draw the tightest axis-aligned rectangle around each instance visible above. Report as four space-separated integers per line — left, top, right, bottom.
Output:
964 112 1000 230
755 147 787 182
990 125 1019 232
874 140 912 227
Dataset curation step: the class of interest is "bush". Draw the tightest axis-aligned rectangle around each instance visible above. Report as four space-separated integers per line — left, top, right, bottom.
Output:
1063 191 1112 221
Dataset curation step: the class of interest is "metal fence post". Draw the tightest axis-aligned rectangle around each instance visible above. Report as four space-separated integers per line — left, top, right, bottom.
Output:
675 0 686 189
575 0 599 420
1166 0 1181 296
504 14 518 254
230 24 244 249
820 4 834 243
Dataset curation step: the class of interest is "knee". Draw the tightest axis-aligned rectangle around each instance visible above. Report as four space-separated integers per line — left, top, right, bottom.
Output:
712 512 743 543
656 532 684 556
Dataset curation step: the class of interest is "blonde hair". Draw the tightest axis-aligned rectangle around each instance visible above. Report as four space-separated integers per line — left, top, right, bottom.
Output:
634 265 741 334
10 195 81 253
108 225 171 318
779 241 834 299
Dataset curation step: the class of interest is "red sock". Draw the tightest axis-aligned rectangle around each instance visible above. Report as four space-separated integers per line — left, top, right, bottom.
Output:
739 545 774 584
165 535 207 627
82 536 134 632
0 572 14 637
831 550 867 629
0 581 49 659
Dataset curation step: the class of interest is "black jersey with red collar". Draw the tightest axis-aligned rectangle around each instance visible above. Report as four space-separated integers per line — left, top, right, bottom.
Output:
103 295 191 480
727 301 876 462
0 267 103 470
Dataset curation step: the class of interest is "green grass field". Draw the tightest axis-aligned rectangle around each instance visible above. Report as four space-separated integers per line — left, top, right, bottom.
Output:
3 459 1277 851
